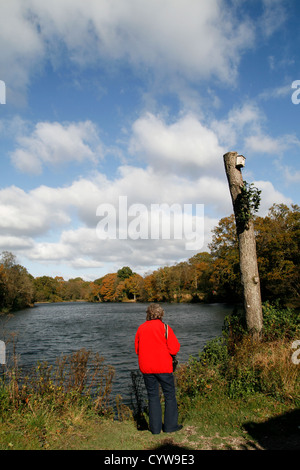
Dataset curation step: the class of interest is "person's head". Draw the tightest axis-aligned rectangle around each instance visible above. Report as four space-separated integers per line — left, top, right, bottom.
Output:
146 303 164 321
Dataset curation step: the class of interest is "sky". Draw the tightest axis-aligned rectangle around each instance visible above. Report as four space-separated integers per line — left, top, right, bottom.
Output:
0 0 299 281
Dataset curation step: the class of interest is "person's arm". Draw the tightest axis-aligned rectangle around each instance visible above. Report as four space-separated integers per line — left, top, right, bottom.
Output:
166 325 180 356
134 330 139 355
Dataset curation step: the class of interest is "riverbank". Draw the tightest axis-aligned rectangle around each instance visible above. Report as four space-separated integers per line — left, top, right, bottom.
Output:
0 382 298 450
0 344 298 451
0 302 299 451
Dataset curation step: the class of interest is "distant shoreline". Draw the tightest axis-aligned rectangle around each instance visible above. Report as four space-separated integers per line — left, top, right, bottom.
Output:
34 298 138 305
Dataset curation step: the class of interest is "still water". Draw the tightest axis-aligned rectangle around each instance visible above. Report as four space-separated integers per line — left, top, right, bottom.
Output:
2 302 232 403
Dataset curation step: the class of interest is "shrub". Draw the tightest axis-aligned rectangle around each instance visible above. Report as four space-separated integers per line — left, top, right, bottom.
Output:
176 357 209 399
200 336 229 370
226 337 300 403
176 302 300 408
261 301 300 341
0 349 115 417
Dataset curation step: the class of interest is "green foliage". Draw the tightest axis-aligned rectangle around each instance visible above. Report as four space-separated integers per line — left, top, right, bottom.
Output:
222 309 248 348
0 382 10 416
209 203 299 305
261 301 300 341
117 266 134 280
176 303 300 408
255 204 300 303
235 181 261 232
176 357 210 405
200 336 229 370
223 302 300 344
227 365 260 399
0 252 34 312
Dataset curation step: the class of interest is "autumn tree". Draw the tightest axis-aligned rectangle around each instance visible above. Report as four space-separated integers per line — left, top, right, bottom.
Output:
100 273 118 301
125 273 144 301
0 264 6 308
255 203 300 304
87 281 102 302
208 203 299 307
143 273 157 302
64 277 87 301
114 273 144 301
209 215 241 301
188 252 214 300
34 276 61 302
0 251 34 311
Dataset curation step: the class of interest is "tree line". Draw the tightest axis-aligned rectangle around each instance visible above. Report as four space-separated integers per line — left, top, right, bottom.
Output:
0 203 299 312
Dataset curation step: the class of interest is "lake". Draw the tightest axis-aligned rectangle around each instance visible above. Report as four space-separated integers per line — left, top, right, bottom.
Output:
1 302 233 404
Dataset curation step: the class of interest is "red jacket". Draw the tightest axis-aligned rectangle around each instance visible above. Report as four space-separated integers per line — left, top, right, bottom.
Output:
135 319 180 374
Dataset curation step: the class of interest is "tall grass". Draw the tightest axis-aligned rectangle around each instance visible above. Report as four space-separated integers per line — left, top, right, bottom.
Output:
226 337 299 401
0 347 125 449
0 348 116 418
176 302 300 412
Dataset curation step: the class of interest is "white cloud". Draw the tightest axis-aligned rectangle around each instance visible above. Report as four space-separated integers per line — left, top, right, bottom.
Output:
245 133 300 155
33 0 254 81
129 113 225 177
27 211 218 274
254 180 293 215
211 103 263 149
0 161 293 276
10 120 103 174
284 168 300 184
258 84 292 101
0 235 34 251
1 0 256 101
28 241 73 262
0 163 230 273
211 102 300 162
245 134 282 154
0 1 44 104
260 0 287 38
0 185 70 236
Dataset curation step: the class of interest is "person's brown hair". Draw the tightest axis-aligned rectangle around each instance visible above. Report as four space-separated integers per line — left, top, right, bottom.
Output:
146 303 164 321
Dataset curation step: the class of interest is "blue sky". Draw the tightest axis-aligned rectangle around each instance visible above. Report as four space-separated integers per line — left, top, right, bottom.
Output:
0 0 299 281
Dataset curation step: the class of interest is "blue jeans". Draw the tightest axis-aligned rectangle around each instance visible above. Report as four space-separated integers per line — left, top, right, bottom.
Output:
143 373 179 434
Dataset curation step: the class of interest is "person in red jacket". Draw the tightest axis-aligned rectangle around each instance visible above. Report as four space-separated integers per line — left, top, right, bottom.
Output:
135 303 182 434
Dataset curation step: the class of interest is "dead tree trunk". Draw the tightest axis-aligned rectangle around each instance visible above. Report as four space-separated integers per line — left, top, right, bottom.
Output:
223 151 263 339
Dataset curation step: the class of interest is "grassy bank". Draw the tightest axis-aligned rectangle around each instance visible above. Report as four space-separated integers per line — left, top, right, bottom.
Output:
0 302 299 451
0 388 298 450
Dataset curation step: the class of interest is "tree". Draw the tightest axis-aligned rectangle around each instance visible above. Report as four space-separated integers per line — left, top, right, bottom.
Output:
207 204 299 307
0 251 34 311
125 274 144 301
143 273 157 302
209 215 241 301
223 152 263 338
255 203 300 304
100 273 118 301
117 266 134 280
87 282 102 302
34 276 60 302
64 278 86 301
0 264 6 308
